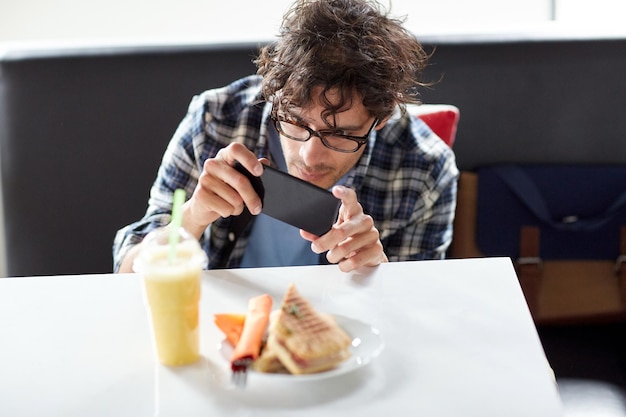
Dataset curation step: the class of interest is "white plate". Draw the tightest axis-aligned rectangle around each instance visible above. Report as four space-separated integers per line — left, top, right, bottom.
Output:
219 314 384 381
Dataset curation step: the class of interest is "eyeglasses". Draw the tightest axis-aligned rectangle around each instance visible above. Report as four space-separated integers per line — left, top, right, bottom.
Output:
271 115 379 153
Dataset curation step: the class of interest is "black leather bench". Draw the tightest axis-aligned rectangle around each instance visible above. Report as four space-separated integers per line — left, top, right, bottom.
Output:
1 35 625 276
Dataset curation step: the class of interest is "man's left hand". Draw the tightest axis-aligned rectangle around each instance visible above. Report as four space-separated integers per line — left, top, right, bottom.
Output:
300 185 388 272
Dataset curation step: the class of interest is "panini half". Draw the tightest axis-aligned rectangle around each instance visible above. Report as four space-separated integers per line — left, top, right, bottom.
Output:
263 283 352 374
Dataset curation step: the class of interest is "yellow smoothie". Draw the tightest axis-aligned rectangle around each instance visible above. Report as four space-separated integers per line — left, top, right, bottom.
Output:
142 240 205 366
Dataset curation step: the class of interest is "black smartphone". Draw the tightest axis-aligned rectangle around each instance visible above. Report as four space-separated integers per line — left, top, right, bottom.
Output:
234 162 340 236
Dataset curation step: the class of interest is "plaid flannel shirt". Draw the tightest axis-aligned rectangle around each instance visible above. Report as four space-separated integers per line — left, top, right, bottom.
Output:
113 75 458 272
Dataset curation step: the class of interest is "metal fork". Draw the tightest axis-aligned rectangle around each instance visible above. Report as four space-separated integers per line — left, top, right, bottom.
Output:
231 355 253 389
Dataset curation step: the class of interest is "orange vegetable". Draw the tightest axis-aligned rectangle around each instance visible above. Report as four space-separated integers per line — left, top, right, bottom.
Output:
231 294 273 361
214 313 246 347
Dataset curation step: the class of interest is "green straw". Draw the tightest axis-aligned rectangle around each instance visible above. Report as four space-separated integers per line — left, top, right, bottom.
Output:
169 189 186 264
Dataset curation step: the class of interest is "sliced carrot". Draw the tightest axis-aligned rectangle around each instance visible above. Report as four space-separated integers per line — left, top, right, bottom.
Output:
214 313 246 347
231 294 273 361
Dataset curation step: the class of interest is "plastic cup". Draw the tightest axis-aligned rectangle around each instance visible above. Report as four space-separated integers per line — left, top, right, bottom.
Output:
135 227 208 366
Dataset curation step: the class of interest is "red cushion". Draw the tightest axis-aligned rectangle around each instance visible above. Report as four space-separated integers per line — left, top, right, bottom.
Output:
409 104 460 147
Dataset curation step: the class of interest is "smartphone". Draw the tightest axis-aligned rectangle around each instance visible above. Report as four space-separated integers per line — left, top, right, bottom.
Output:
234 162 340 236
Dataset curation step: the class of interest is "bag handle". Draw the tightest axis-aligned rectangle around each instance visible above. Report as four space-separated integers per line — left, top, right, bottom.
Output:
492 165 626 232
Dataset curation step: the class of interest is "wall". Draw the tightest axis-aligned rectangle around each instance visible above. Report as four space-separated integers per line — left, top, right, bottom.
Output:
0 0 552 43
3 0 624 44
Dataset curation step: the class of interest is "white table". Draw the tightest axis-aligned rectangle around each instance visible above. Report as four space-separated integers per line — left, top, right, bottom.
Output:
0 258 564 416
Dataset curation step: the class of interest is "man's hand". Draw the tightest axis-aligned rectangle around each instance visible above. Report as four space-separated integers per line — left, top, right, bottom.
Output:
182 143 264 239
300 185 388 272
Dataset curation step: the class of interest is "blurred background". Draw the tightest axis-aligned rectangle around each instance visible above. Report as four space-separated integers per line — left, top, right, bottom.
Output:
0 0 625 276
0 0 624 44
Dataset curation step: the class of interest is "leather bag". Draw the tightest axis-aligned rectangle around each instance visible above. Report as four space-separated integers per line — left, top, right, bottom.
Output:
450 165 626 324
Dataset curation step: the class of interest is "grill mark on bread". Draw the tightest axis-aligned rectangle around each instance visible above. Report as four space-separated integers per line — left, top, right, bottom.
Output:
255 283 352 374
275 284 351 360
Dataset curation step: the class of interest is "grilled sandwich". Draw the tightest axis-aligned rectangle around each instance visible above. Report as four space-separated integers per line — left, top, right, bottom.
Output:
257 283 352 375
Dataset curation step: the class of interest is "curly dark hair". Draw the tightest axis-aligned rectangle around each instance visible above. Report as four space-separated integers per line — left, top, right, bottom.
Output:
255 0 430 124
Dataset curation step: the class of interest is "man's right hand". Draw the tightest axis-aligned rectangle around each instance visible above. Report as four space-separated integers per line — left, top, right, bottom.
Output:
182 143 264 239
118 143 263 273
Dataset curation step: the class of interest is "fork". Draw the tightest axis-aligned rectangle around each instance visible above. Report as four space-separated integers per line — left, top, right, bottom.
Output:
231 355 253 389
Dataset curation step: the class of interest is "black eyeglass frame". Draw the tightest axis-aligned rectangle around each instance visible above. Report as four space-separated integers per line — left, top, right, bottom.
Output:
271 115 379 153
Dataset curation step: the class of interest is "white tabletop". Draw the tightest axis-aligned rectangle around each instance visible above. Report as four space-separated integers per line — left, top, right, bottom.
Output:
0 258 563 416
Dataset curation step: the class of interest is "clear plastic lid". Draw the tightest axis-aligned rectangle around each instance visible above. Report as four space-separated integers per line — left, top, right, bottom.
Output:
133 227 208 273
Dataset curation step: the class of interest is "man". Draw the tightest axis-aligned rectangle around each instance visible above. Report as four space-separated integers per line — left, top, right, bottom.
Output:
113 0 458 273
